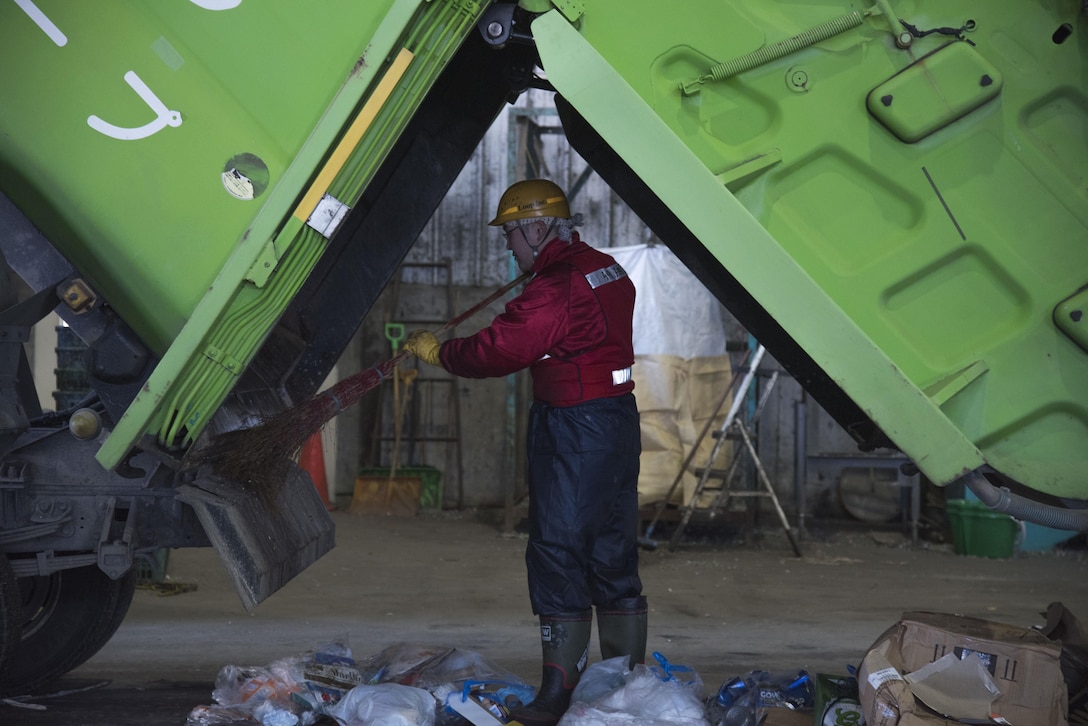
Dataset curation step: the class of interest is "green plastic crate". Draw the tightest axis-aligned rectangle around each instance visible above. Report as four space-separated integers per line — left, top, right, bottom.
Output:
947 499 1019 559
359 466 442 510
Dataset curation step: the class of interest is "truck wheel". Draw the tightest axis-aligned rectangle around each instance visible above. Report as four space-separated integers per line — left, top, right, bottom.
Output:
0 558 21 686
0 564 137 696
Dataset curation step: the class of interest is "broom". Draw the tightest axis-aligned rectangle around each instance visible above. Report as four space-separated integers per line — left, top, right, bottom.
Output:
190 271 531 496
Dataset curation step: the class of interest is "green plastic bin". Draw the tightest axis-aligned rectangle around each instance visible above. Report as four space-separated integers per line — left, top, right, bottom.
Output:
947 499 1019 558
358 466 443 511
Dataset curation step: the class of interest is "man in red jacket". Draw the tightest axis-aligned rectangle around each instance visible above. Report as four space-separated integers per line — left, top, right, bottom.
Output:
404 179 646 726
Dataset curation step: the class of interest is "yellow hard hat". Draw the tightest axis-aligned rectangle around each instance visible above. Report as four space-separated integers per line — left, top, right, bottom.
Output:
488 179 570 226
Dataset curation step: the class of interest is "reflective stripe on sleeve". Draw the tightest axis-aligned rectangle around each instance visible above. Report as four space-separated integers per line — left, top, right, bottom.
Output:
584 263 627 289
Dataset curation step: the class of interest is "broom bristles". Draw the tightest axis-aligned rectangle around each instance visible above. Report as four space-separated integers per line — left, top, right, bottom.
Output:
191 362 391 492
192 271 531 496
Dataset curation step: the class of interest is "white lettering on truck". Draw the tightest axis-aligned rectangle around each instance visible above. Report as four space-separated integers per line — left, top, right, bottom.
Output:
87 70 183 141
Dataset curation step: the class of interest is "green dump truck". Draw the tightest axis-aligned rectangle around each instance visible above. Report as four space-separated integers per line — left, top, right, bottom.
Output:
1 0 1085 693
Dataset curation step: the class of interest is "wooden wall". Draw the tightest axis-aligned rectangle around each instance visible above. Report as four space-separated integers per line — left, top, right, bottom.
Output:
332 90 895 531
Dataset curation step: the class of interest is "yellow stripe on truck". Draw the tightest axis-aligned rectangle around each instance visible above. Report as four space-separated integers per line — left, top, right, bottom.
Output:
294 47 415 223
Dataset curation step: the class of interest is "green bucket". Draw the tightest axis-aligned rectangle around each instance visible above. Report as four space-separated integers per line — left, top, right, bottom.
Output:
947 499 1019 558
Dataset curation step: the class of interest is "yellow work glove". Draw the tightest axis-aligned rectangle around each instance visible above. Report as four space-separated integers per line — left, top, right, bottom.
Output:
403 330 443 367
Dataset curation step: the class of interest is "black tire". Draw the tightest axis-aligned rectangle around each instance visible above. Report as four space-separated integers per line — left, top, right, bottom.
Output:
0 557 22 686
0 564 137 696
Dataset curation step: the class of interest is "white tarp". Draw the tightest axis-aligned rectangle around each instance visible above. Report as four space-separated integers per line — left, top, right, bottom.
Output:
608 244 734 507
608 243 728 357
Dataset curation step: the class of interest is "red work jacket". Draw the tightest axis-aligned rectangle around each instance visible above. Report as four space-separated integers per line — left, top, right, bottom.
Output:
440 234 635 406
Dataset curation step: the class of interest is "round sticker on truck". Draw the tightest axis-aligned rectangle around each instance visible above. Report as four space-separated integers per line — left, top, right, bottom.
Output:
221 153 269 200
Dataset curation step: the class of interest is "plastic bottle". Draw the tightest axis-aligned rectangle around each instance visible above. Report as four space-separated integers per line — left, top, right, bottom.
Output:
782 670 812 709
713 670 812 726
721 703 755 726
715 676 751 708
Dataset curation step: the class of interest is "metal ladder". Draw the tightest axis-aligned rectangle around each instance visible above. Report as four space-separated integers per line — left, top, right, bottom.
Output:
370 259 464 507
668 345 802 556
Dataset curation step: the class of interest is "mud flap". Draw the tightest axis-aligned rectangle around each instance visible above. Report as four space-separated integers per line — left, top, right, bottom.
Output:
178 466 335 610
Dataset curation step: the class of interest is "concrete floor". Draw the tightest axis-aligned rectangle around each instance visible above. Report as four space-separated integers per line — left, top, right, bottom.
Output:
4 508 1086 725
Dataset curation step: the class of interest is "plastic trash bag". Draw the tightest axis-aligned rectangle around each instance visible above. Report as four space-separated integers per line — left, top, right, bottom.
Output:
423 652 534 722
359 643 455 686
570 656 631 705
187 703 264 725
361 642 530 694
186 642 356 726
360 642 533 725
188 662 308 726
647 651 703 695
326 683 437 726
560 652 709 726
188 642 528 726
406 645 532 698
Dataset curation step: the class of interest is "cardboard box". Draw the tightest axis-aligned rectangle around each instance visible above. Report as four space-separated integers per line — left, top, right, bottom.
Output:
859 611 1067 726
762 707 814 726
1038 601 1088 726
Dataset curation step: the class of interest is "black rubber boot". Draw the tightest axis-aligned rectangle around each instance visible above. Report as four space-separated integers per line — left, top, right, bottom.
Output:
596 596 648 669
509 610 592 726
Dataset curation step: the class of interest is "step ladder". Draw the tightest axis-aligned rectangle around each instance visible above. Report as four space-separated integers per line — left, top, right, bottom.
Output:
668 345 802 556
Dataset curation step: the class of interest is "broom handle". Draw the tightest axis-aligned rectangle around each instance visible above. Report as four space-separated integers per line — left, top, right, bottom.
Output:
436 270 531 335
364 271 526 492
379 270 532 371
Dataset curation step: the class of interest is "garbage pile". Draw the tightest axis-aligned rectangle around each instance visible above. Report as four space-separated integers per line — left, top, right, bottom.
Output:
185 643 850 726
187 602 1087 726
186 642 534 726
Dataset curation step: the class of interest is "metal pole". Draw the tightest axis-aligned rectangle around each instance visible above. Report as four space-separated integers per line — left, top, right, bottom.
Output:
794 396 808 540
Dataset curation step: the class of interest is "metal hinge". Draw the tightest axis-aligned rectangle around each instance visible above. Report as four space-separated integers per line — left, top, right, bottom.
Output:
98 496 136 579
